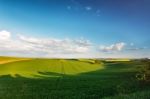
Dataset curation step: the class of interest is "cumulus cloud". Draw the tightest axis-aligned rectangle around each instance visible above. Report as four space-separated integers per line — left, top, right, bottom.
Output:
0 30 148 58
0 30 92 57
18 35 91 53
99 42 126 52
0 30 11 40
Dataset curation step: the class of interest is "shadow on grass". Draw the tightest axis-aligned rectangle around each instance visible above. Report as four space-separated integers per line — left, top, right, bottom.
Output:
0 61 149 99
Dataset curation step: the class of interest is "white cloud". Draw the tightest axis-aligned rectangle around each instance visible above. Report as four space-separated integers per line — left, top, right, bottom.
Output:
0 30 11 40
0 30 149 58
99 42 126 52
18 35 91 53
0 30 92 57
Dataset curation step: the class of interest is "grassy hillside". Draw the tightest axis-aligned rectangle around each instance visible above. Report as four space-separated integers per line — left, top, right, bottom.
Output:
0 56 30 64
0 57 149 99
0 58 103 78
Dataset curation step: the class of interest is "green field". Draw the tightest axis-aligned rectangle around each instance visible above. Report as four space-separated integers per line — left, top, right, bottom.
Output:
0 57 150 99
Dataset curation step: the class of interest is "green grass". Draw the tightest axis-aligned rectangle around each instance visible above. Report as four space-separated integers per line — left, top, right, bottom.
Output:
0 58 103 78
0 57 149 99
0 56 30 64
103 90 150 99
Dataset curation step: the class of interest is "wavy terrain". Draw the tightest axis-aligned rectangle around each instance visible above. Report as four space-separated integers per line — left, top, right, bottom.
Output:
0 57 104 78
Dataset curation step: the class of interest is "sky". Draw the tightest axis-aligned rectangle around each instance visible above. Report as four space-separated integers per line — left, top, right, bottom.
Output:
0 0 150 58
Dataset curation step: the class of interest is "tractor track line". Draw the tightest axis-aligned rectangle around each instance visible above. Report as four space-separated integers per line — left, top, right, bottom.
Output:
54 61 65 91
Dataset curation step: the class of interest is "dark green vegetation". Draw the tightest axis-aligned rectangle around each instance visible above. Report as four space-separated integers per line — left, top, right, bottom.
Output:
0 57 150 99
136 59 150 82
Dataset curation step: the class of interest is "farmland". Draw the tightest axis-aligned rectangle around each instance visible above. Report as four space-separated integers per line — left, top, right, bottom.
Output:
0 56 150 99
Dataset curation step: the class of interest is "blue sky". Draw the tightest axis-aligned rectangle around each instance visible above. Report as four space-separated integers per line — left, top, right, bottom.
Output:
0 0 149 58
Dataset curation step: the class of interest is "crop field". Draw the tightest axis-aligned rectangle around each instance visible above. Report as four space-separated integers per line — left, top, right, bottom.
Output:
0 57 150 99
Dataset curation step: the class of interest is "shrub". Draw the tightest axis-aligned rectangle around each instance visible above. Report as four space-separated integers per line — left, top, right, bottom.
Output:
94 60 101 64
136 59 150 83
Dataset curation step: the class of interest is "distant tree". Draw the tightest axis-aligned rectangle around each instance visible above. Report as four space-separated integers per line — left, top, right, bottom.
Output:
94 60 101 64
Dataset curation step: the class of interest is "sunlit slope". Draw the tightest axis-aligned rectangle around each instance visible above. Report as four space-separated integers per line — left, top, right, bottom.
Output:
0 56 31 64
0 58 104 78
